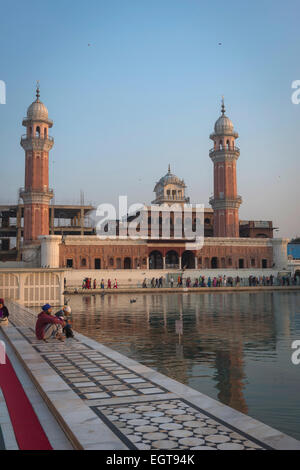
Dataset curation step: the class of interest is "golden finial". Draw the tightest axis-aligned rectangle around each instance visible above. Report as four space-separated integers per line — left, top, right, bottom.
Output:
221 95 225 115
36 81 40 101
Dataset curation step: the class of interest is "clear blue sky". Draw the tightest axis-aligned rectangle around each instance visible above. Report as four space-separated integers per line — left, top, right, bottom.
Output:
0 0 299 237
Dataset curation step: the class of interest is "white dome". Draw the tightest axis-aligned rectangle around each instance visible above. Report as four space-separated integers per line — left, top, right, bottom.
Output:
214 114 234 135
27 100 49 120
158 166 185 187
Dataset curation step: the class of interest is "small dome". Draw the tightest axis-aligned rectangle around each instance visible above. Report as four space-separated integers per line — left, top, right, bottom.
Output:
214 114 234 135
213 98 236 136
158 165 185 186
27 99 49 121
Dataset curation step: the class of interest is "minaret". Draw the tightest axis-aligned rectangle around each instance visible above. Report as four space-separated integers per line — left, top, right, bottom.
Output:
209 98 242 237
20 83 54 243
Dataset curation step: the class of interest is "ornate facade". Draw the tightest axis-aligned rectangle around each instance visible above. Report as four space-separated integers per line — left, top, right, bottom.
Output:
20 84 54 243
18 89 289 271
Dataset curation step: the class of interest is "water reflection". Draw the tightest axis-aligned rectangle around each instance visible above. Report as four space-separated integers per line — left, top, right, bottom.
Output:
69 291 300 440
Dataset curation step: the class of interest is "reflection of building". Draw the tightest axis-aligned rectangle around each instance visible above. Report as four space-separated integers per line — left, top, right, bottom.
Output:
71 292 277 414
0 88 289 272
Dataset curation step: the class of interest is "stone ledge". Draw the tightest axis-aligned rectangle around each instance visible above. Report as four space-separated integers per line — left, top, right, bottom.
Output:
2 309 300 451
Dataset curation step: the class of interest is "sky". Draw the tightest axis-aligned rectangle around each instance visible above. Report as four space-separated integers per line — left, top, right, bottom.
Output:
0 0 299 237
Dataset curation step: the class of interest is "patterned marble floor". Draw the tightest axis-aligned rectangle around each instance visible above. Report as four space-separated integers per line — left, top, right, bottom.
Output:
5 304 275 450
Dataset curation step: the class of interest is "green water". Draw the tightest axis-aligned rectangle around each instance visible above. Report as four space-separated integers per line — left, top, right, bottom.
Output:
67 291 300 441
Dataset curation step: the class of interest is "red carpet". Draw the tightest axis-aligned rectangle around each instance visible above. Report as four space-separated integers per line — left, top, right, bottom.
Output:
0 354 52 450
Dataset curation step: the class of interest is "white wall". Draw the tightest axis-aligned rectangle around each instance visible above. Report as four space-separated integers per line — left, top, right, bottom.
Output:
64 268 282 288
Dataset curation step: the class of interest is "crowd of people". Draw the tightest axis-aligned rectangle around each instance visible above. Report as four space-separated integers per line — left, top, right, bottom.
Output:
82 278 118 289
141 273 300 288
79 273 300 290
0 269 299 343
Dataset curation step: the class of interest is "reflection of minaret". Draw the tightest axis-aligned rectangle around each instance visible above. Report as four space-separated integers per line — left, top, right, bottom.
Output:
163 296 167 330
214 344 248 414
273 292 291 339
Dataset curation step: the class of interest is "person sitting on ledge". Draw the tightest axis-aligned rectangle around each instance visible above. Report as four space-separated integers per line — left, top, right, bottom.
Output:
0 299 9 325
35 304 65 342
55 305 74 338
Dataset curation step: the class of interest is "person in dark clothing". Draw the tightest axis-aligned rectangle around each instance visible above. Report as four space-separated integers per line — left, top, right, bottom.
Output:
55 305 74 338
35 304 65 342
0 299 9 325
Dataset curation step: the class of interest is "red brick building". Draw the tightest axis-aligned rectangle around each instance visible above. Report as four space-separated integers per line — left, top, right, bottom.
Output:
19 89 287 272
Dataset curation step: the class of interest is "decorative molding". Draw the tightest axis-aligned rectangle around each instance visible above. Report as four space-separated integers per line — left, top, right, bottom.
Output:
21 137 54 152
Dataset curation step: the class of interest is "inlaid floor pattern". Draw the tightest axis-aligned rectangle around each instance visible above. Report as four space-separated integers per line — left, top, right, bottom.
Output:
7 304 271 450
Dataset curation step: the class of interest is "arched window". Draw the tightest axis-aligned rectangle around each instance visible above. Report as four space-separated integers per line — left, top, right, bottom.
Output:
226 140 230 150
166 250 179 268
81 258 87 267
182 250 195 269
36 126 40 137
149 251 163 269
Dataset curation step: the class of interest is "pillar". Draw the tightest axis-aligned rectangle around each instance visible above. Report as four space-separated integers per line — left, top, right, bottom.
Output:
39 235 61 268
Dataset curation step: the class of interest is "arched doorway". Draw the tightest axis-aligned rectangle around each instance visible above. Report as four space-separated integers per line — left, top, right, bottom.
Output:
182 251 195 269
166 250 179 269
149 251 163 269
211 257 218 269
124 257 131 269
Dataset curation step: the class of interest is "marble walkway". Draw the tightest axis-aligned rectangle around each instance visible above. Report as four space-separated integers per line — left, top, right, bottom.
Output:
2 301 300 450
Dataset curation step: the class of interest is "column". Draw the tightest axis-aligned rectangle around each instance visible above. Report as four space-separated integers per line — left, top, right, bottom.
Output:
179 256 182 270
163 256 166 270
272 238 289 270
146 257 149 269
194 256 198 270
80 207 84 235
16 205 22 261
50 206 54 234
40 235 61 268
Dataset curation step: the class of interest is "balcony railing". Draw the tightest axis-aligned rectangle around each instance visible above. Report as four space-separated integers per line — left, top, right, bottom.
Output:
21 134 54 142
19 187 54 196
209 146 240 155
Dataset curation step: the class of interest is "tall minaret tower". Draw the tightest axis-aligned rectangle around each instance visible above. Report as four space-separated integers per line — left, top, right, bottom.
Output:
20 83 54 243
209 98 242 237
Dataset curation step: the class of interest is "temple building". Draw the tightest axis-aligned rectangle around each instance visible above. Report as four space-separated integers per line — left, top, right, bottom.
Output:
0 87 289 272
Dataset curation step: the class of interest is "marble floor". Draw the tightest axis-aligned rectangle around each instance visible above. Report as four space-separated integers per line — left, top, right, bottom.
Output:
3 301 300 451
0 389 18 450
